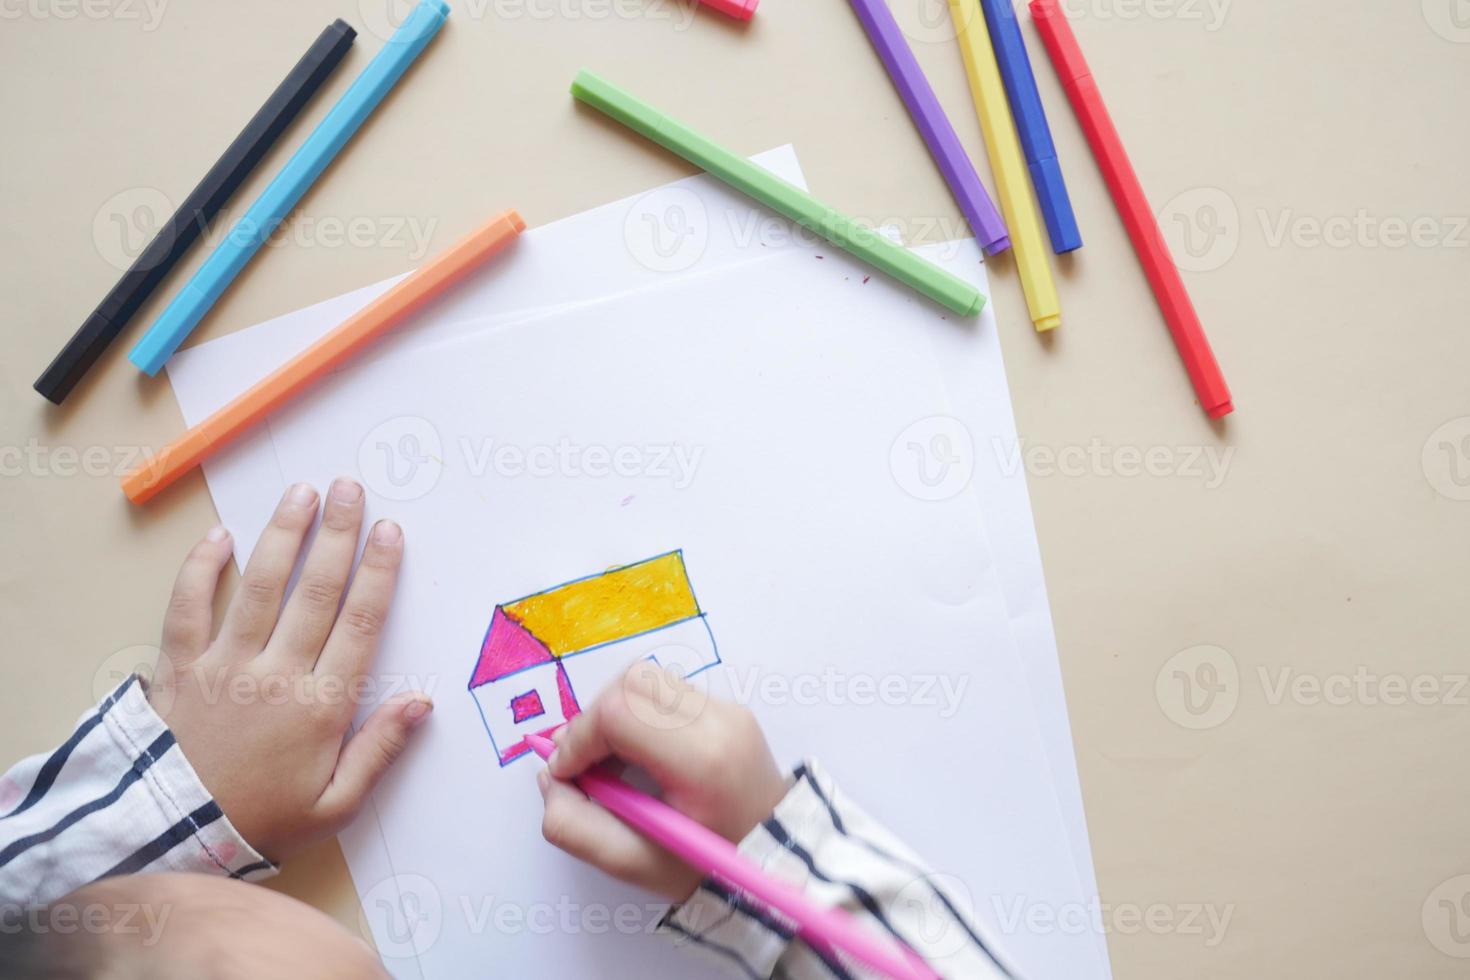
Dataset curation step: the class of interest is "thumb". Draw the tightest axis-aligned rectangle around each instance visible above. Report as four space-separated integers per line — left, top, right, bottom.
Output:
315 694 433 827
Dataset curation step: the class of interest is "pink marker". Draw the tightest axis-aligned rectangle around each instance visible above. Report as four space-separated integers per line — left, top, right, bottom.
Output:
698 0 757 19
526 734 937 980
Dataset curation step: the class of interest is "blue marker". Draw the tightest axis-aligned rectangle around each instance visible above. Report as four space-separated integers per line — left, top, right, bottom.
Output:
978 0 1082 254
130 0 450 375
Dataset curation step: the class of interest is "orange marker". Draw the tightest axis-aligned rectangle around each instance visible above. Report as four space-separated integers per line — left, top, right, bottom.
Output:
122 209 526 504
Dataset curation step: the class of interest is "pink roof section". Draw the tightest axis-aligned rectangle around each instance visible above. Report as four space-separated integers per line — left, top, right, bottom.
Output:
470 607 553 689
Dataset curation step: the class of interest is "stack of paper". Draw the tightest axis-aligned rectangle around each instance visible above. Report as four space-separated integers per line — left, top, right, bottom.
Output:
167 147 1109 980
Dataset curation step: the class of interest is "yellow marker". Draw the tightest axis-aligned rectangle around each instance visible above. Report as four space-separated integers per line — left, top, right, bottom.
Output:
948 0 1062 331
504 552 699 656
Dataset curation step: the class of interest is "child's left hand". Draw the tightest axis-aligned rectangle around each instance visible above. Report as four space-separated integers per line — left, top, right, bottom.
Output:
144 479 432 863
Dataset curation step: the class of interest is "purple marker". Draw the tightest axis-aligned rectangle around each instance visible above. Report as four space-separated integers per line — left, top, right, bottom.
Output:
847 0 1011 254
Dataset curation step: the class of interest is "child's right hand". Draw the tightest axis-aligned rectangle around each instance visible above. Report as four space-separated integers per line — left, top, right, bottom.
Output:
538 662 790 901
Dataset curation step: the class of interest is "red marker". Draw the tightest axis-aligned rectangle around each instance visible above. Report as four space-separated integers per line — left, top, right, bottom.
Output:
1029 0 1233 418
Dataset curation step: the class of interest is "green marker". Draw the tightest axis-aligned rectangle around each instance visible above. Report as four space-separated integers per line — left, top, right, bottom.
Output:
571 70 987 318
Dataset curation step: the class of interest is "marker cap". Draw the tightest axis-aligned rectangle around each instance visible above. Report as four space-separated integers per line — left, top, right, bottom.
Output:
700 0 758 19
1029 0 1091 86
1028 157 1083 253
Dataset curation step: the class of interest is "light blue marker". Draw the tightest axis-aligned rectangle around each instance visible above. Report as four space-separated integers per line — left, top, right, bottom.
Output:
130 0 450 375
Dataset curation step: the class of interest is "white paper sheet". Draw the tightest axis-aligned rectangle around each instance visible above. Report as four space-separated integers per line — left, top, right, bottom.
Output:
235 260 1104 979
165 151 1109 978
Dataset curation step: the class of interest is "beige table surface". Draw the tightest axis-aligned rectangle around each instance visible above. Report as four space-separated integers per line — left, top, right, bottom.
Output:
3 1 1468 977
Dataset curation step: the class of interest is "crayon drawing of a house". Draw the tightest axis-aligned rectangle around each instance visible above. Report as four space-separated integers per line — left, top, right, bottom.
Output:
467 551 720 766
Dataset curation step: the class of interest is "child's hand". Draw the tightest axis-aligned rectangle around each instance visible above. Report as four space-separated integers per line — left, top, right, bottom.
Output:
538 662 789 901
146 479 430 864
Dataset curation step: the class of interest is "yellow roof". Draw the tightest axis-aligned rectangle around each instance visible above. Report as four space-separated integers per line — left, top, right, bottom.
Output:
503 552 699 656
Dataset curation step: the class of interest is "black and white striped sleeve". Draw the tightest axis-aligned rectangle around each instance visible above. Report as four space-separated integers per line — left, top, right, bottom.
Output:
0 676 275 905
660 760 1015 980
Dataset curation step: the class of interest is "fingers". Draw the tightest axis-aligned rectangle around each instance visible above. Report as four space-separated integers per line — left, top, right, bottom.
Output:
537 770 701 901
314 519 404 682
160 525 233 664
268 478 365 668
549 661 707 787
216 483 319 655
313 694 432 828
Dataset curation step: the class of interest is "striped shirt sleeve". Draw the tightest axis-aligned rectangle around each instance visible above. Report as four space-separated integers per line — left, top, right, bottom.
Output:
660 760 1016 980
0 676 276 905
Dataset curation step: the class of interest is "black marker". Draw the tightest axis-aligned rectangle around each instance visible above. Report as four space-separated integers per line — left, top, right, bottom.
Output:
34 18 356 405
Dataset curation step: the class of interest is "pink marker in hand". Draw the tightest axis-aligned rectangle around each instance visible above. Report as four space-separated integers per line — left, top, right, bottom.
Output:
526 734 937 980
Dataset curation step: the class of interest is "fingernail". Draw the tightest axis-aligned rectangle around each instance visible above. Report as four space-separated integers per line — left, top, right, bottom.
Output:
536 770 550 797
206 525 231 543
330 478 363 504
288 483 317 506
372 519 402 544
546 748 560 772
404 698 432 725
